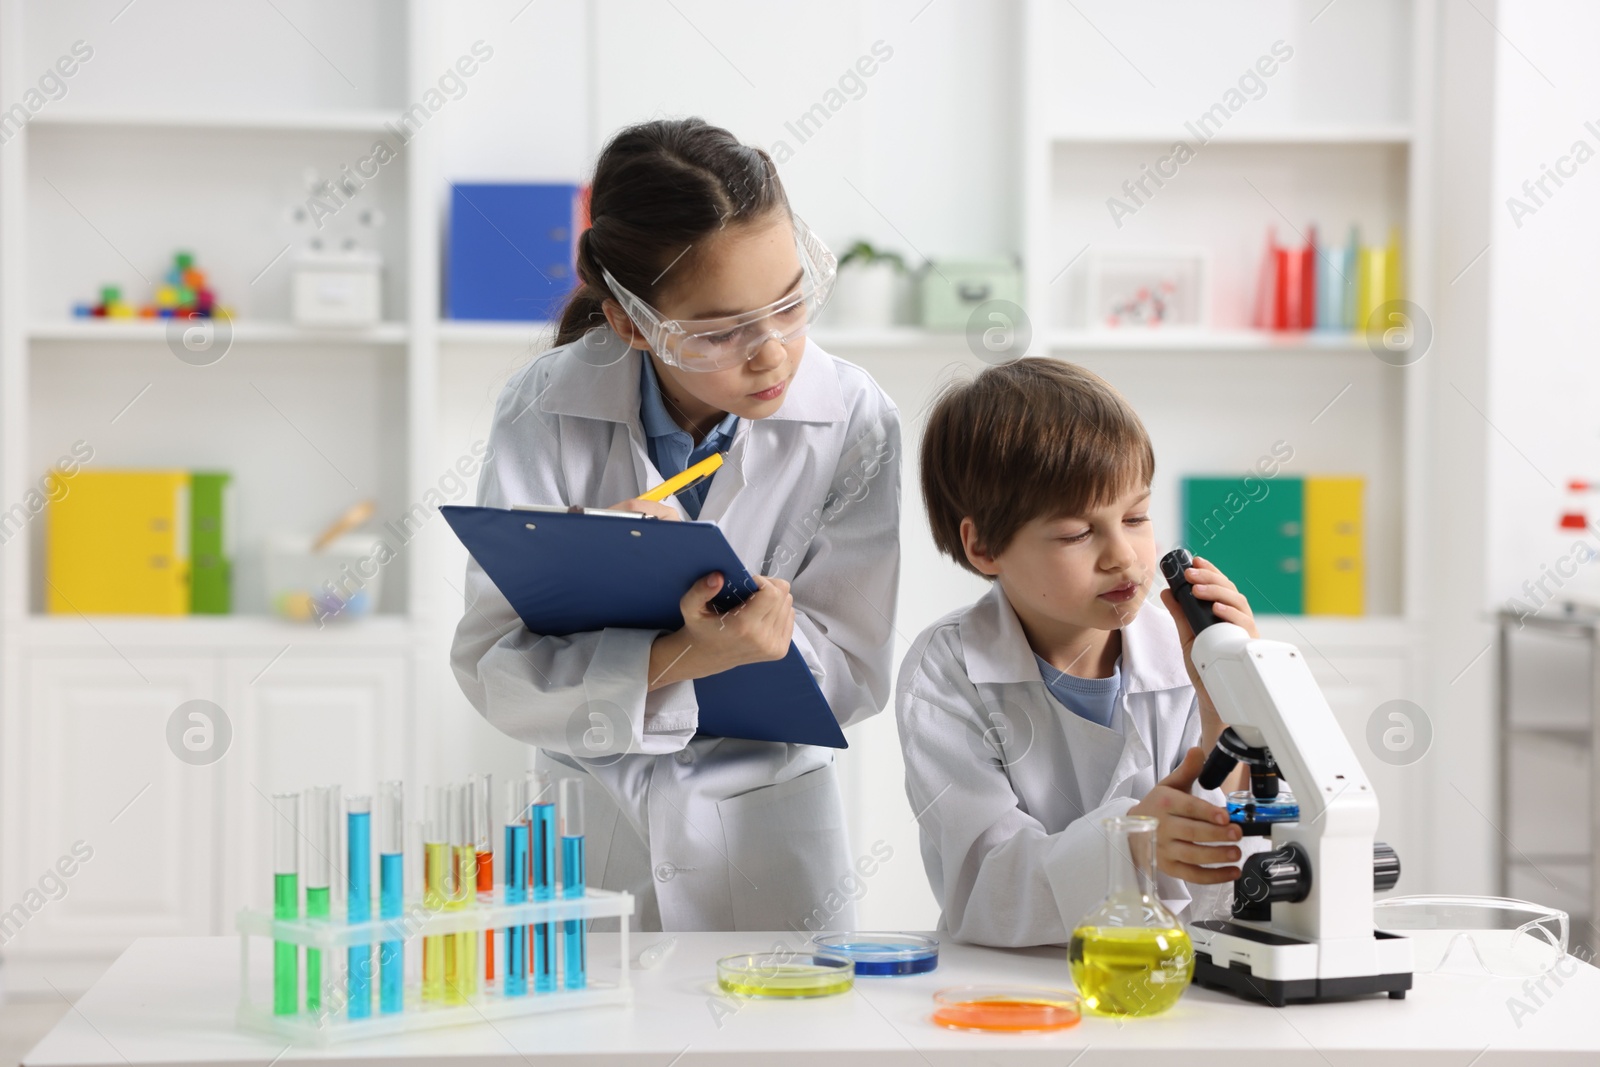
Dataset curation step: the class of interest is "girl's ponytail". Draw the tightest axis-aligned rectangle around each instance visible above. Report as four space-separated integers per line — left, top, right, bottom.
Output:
555 118 788 349
555 227 610 346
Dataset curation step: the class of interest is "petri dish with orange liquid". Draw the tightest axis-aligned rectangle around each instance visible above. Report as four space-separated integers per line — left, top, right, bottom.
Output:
931 985 1083 1033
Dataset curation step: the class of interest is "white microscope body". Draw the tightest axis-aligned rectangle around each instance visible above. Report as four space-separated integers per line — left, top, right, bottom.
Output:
1165 550 1412 1005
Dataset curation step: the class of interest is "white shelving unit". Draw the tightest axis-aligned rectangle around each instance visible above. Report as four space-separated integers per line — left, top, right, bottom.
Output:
1018 0 1435 622
1050 126 1414 145
29 321 411 344
30 109 400 134
0 0 442 994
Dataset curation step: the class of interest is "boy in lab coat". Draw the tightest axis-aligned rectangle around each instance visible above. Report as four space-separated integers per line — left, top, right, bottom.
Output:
898 357 1256 947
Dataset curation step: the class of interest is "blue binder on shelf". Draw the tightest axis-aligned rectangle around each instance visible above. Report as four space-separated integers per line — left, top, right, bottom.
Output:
446 183 581 322
441 504 847 749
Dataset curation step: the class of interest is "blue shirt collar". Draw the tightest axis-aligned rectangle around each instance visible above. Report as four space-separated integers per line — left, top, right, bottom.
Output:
639 353 740 446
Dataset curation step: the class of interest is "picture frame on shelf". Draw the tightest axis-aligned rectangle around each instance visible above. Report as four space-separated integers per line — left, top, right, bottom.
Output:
1085 248 1211 329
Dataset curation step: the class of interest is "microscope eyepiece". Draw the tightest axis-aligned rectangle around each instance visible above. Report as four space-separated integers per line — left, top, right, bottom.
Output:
1160 548 1220 636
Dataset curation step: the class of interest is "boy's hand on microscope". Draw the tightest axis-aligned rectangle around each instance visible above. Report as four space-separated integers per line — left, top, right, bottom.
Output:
1160 554 1259 743
1159 554 1259 642
647 573 794 689
1129 747 1244 884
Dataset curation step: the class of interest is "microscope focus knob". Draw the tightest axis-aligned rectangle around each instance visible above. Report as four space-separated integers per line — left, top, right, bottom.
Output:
1233 842 1312 921
1373 841 1401 892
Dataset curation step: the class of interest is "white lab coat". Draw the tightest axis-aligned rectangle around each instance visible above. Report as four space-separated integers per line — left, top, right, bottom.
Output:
452 326 901 932
897 582 1242 948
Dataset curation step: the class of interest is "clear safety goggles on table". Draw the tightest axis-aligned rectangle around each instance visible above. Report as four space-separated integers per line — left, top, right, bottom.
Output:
601 215 836 372
1374 895 1571 977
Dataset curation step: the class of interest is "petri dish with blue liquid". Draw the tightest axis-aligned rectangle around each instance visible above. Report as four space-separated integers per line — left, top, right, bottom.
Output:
1227 788 1299 833
813 933 939 976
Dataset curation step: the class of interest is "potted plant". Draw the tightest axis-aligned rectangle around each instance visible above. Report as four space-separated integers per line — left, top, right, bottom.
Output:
828 240 908 329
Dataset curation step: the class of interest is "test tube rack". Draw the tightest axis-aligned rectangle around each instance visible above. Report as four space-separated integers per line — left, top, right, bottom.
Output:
235 888 633 1044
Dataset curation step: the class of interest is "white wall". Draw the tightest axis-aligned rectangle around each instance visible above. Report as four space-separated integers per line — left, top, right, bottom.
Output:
1474 0 1600 935
1485 0 1600 599
1424 0 1498 902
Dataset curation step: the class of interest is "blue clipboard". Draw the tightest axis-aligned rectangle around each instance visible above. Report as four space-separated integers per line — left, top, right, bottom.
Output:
441 504 847 749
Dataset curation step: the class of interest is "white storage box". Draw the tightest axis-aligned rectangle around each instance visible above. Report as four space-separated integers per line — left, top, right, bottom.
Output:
292 249 382 326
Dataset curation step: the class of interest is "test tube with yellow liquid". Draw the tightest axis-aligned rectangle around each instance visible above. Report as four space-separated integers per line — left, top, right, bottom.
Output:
448 783 477 1001
421 786 451 1003
1069 815 1193 1016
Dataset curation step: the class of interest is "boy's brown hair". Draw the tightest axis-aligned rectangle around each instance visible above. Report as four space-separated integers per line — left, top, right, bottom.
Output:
921 358 1154 575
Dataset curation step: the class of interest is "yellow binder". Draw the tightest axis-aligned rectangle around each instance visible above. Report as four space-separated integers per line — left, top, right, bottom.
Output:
1304 476 1363 615
47 470 191 615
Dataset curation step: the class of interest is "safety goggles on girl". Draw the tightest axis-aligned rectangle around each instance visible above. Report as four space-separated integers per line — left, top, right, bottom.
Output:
601 216 836 372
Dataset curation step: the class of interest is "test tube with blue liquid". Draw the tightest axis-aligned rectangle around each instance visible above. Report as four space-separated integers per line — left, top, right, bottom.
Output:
559 777 586 990
272 793 299 1015
303 786 333 1014
346 794 373 1019
378 781 404 1014
528 771 557 992
503 778 529 997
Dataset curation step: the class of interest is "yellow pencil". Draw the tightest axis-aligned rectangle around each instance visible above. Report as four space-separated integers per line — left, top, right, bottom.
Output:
639 452 725 503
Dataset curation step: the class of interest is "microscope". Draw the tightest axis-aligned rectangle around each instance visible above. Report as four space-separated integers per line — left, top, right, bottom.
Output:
1161 549 1412 1006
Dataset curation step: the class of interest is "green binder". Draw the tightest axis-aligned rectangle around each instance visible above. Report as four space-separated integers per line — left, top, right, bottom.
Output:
1181 476 1303 615
190 471 233 614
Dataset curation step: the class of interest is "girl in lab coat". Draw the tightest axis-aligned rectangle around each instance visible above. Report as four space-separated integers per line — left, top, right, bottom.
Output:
451 118 901 932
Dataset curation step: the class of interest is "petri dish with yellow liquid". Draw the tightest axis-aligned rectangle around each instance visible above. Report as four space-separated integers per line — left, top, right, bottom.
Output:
931 985 1082 1032
716 951 855 998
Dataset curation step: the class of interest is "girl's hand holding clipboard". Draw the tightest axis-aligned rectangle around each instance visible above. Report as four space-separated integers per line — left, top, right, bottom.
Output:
646 572 795 691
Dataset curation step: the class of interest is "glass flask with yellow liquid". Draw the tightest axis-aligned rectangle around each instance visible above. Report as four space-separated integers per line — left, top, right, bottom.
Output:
1069 815 1194 1016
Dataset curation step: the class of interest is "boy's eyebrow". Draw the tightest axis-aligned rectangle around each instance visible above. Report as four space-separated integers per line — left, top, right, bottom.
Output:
682 268 805 321
1051 489 1152 523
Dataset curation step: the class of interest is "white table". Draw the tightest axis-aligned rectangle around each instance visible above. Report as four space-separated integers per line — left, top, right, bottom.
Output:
23 931 1600 1065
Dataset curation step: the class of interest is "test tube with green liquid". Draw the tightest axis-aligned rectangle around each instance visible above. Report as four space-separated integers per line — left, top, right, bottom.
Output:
474 773 495 988
378 781 404 1014
271 792 299 1015
303 786 333 1014
422 786 449 1003
559 778 586 990
346 794 372 1019
448 783 477 1001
